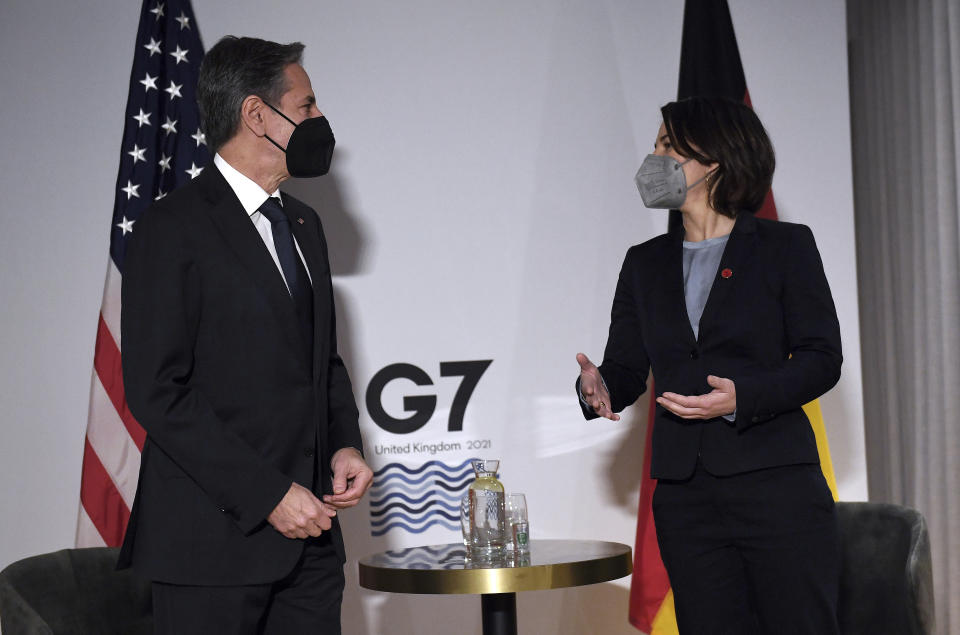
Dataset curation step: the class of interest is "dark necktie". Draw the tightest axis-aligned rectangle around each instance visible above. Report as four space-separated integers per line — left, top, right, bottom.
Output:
258 197 314 358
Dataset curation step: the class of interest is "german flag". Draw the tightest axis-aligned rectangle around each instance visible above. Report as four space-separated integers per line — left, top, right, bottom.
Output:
628 1 839 632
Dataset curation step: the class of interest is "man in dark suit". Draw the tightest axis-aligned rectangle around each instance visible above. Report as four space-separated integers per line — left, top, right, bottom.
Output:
119 36 372 634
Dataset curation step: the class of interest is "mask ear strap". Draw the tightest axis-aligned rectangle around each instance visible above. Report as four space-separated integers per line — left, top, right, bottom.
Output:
679 157 711 190
264 134 287 153
265 101 298 127
262 100 295 153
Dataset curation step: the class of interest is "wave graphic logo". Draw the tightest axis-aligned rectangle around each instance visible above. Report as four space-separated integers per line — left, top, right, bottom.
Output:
369 458 476 536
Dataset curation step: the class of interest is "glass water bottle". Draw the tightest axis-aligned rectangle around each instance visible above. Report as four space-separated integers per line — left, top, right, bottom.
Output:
468 459 506 559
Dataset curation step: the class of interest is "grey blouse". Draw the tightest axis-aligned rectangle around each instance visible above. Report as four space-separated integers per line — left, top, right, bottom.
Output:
682 234 730 338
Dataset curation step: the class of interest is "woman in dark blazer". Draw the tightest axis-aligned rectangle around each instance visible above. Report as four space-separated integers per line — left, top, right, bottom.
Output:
576 97 842 634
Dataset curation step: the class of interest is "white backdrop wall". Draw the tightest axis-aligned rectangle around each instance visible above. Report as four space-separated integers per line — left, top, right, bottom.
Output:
0 1 864 633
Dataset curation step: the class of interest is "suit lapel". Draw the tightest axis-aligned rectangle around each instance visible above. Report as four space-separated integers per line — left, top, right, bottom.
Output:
201 167 312 372
659 227 699 347
696 212 759 342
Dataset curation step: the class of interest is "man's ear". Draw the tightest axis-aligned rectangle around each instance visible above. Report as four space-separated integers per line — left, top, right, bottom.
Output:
239 95 267 137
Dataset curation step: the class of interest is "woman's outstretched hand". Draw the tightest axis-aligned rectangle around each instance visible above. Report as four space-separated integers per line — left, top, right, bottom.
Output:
577 353 620 421
656 375 736 420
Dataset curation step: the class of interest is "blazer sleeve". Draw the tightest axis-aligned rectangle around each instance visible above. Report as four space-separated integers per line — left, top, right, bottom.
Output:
731 224 842 430
122 208 293 534
578 247 651 419
314 217 364 456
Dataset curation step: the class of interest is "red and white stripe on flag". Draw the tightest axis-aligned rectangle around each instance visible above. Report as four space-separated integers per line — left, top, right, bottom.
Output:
77 262 145 546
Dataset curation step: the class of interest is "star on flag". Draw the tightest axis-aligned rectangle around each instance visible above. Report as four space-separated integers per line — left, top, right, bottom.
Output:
140 73 158 92
170 45 189 65
132 108 151 127
128 144 147 164
191 128 206 147
121 180 140 199
161 117 178 135
186 162 204 179
143 37 162 56
165 81 183 100
116 216 135 235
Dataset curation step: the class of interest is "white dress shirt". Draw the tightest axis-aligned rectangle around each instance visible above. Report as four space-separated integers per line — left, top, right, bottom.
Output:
214 153 312 291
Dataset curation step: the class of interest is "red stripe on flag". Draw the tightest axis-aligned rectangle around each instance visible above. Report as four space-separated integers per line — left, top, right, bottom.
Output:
743 89 779 222
628 385 673 632
756 189 778 221
93 314 146 450
79 439 131 547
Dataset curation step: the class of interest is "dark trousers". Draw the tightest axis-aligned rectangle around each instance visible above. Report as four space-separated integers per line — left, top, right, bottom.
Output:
152 533 344 635
653 462 840 635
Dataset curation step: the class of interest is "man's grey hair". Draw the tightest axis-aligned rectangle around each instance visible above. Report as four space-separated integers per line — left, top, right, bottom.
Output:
197 36 305 153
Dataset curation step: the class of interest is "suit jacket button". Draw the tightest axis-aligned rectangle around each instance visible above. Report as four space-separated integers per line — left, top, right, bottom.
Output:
689 349 699 359
304 447 315 457
751 416 760 423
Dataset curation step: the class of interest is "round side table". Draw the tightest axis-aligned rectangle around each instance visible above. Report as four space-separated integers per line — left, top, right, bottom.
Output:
358 539 632 635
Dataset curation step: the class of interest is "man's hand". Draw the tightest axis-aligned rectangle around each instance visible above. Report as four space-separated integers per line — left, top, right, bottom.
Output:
656 375 736 420
577 353 620 421
267 482 337 539
323 447 373 510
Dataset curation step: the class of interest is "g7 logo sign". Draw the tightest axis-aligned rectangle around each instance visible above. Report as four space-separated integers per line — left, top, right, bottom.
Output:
365 360 492 434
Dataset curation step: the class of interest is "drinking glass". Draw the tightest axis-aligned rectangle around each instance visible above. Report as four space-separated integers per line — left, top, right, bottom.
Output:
505 493 528 551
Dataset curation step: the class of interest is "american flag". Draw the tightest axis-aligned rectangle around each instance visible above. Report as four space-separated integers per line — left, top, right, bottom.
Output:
76 0 208 547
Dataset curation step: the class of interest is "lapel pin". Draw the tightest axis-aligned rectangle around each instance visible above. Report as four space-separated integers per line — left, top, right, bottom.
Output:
721 268 733 279
297 218 305 224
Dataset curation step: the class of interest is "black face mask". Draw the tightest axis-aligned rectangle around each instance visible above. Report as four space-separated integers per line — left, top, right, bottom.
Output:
264 102 335 177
